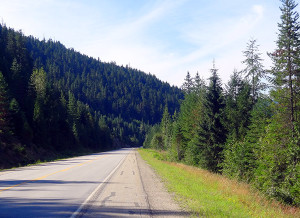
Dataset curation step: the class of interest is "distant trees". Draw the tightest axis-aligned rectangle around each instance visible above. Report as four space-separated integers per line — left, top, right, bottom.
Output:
0 23 183 168
146 63 227 172
0 71 12 141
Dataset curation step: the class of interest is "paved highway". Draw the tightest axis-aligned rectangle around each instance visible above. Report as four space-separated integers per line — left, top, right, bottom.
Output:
0 148 186 217
0 149 130 217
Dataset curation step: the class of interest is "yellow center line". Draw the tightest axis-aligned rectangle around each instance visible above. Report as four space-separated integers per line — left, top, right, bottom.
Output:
0 155 104 193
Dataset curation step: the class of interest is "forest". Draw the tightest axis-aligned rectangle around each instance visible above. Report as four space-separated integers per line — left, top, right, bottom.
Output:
144 0 299 206
0 22 183 168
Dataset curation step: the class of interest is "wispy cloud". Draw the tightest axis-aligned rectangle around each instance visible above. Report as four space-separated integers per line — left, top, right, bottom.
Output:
0 0 280 86
80 1 186 71
81 2 268 86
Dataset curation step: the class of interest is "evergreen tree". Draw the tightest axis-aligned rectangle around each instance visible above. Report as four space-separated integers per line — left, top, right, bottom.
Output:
9 98 21 135
201 63 226 172
181 71 193 94
193 72 206 93
223 96 272 182
160 105 171 149
269 0 300 128
176 92 200 159
30 68 49 145
30 68 47 100
254 0 300 205
224 70 252 140
67 91 78 123
242 39 266 103
0 71 12 140
171 113 184 161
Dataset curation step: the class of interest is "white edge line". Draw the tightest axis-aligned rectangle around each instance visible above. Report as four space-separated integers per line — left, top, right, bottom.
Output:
70 149 130 218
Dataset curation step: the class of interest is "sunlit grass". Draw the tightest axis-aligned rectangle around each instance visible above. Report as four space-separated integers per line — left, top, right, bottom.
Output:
138 148 299 218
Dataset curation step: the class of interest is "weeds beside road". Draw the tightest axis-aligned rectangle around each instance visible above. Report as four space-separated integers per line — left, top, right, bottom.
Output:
138 148 299 218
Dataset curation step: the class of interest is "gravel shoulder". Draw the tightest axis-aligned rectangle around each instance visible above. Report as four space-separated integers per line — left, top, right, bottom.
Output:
83 149 188 217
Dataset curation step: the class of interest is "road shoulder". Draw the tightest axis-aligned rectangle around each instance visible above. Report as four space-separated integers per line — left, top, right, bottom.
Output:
83 149 188 217
135 150 189 217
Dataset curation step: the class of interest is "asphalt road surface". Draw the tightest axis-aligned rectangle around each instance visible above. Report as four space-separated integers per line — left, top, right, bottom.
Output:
0 148 187 217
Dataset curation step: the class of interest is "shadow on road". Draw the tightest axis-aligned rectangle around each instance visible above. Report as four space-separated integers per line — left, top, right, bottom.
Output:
0 179 119 189
0 196 80 217
0 196 190 217
84 206 190 217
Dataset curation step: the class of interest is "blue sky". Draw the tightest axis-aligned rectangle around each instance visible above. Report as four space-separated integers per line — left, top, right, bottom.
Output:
0 0 290 87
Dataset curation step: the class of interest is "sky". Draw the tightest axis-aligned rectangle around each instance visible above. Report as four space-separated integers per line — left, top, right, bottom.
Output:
0 0 292 87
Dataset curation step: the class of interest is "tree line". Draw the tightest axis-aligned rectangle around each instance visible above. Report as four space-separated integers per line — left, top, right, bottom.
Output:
0 22 183 168
144 0 299 206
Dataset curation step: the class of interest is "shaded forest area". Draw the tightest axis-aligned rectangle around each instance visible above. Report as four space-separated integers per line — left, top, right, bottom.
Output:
0 23 183 168
144 0 300 206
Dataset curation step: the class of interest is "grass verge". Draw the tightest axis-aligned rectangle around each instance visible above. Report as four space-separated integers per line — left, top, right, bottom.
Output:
138 148 299 218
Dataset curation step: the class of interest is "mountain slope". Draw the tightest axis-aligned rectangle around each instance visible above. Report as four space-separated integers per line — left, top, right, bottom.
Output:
0 24 183 168
26 37 182 124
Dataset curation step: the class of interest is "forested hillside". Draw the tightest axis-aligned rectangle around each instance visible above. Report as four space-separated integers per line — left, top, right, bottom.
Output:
144 0 299 206
0 23 183 168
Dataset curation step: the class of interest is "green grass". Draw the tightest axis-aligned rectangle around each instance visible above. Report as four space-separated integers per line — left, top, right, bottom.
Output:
138 148 299 218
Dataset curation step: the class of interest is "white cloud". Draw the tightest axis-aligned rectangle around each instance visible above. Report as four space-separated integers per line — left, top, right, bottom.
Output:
80 2 267 86
0 0 277 87
252 4 264 17
79 1 186 73
149 3 266 85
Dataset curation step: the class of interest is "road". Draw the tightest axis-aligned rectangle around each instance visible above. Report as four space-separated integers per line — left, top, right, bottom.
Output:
0 148 187 217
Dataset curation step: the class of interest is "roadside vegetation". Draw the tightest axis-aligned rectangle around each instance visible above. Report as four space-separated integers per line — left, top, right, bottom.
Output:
139 149 299 217
144 0 299 206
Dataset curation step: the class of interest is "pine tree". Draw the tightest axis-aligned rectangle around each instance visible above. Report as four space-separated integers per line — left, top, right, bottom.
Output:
68 91 78 123
269 0 300 128
181 71 193 94
30 68 47 100
160 105 171 149
222 71 258 182
254 0 300 205
224 70 252 140
202 62 226 172
242 39 266 103
171 111 184 161
193 71 206 93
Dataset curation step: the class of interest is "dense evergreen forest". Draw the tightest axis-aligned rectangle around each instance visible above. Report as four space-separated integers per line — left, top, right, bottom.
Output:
0 23 183 168
144 0 300 206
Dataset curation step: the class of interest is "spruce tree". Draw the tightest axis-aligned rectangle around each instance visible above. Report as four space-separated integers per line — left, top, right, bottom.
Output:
181 71 193 94
224 70 252 140
160 105 171 149
202 63 226 172
254 0 300 205
193 71 206 93
269 0 300 128
171 112 184 161
242 39 266 103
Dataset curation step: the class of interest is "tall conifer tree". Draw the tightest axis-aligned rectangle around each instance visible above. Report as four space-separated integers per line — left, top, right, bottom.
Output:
202 62 226 172
269 0 300 128
181 71 193 94
242 39 265 103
